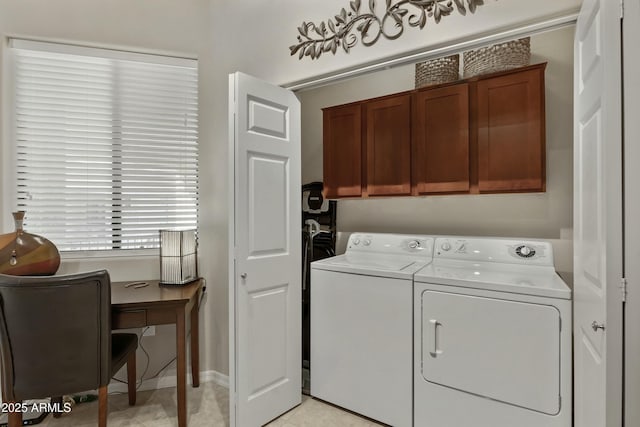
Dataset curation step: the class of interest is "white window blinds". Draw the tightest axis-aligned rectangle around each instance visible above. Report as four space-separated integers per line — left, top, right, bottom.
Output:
11 40 199 252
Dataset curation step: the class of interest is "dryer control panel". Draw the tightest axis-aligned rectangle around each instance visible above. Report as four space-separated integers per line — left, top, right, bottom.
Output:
434 237 553 266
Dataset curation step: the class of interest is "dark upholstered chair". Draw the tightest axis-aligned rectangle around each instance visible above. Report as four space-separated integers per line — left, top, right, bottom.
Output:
0 270 138 427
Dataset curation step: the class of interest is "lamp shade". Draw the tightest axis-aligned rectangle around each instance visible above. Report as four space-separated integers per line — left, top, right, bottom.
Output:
159 229 197 285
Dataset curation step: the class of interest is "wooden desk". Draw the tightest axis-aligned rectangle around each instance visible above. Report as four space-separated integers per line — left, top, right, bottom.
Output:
111 278 204 427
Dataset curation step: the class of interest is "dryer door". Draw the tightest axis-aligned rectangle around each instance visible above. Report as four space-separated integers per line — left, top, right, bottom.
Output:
421 290 561 414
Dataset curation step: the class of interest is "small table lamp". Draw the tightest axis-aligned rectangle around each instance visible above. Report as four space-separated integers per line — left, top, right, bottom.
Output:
159 229 198 285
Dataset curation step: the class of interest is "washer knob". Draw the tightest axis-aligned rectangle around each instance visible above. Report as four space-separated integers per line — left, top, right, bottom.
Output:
353 238 360 245
364 239 371 246
441 242 451 251
520 246 532 256
408 240 420 249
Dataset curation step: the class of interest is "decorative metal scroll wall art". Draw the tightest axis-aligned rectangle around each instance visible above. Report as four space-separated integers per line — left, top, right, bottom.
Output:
290 0 488 60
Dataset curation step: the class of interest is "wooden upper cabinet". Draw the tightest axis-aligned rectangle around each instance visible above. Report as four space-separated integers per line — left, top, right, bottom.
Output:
476 65 546 192
321 64 546 199
322 103 363 198
412 84 470 194
364 94 412 196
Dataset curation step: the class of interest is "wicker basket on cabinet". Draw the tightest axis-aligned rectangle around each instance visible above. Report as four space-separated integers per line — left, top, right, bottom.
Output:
415 54 460 88
463 37 531 78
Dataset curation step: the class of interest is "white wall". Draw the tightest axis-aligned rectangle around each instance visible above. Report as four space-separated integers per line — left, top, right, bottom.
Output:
298 26 575 273
0 0 223 382
0 0 582 380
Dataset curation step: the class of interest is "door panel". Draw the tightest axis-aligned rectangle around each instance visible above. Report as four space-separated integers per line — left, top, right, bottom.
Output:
322 104 362 198
412 84 470 194
576 333 605 425
248 96 289 138
248 285 288 398
573 0 623 426
578 111 602 287
477 67 545 192
229 72 301 427
365 94 412 196
248 154 288 256
421 290 560 414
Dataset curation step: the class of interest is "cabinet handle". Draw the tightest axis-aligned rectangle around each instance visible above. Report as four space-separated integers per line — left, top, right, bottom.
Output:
591 321 605 332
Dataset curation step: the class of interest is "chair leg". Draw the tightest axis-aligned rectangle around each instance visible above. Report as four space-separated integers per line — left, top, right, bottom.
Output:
98 385 108 427
127 350 137 406
52 396 63 418
8 401 22 427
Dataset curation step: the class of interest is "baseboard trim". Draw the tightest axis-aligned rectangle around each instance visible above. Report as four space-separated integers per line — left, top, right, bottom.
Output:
108 370 229 394
206 370 230 388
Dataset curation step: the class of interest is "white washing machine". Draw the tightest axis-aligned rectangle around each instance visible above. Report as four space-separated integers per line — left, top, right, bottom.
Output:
414 236 571 427
311 233 434 427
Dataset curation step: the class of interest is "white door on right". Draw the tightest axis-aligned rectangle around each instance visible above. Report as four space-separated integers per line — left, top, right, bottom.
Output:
573 0 623 426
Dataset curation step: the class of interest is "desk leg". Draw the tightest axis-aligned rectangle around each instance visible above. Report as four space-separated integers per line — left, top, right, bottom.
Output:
190 295 200 387
176 306 187 427
8 402 22 427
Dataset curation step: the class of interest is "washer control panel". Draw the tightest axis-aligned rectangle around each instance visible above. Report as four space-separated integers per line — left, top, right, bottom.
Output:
347 233 434 257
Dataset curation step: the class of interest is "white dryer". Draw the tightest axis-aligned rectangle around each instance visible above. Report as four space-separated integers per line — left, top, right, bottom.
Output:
414 236 571 427
311 233 434 427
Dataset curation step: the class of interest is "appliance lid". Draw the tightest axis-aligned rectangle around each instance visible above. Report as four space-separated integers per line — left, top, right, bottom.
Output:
311 253 429 279
415 259 571 299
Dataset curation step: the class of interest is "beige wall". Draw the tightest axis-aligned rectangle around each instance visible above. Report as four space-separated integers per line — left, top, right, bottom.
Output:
0 0 223 384
0 0 581 383
299 26 575 273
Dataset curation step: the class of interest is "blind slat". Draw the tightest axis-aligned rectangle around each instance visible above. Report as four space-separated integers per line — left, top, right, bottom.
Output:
13 43 199 252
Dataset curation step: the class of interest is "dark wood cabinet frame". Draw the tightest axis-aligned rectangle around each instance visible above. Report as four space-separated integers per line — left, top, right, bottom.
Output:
322 63 547 199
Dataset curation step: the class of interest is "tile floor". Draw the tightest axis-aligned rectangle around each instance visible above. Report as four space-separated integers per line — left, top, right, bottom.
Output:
12 381 382 427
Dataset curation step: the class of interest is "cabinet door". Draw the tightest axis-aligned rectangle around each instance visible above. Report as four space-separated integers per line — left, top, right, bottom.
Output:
412 84 470 194
476 67 545 192
323 104 362 198
365 94 412 196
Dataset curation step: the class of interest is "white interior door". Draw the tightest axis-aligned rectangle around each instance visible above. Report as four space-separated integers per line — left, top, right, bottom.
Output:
624 1 640 425
229 72 301 427
573 0 623 426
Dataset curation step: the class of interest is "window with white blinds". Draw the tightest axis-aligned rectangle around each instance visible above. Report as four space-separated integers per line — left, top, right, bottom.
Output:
11 40 199 252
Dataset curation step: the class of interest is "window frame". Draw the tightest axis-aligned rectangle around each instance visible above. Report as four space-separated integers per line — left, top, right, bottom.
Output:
5 38 200 256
